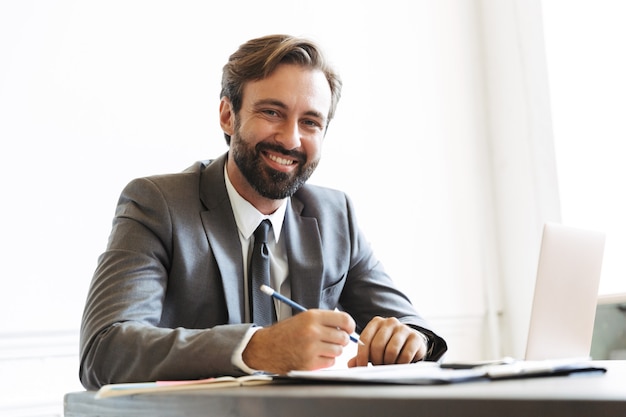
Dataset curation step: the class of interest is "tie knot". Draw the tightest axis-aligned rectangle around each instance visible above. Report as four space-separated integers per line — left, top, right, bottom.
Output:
254 219 271 244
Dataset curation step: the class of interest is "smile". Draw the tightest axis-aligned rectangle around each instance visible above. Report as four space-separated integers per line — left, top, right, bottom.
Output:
266 153 297 166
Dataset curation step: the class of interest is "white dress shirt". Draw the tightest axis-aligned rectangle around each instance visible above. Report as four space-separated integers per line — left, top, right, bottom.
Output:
224 166 292 373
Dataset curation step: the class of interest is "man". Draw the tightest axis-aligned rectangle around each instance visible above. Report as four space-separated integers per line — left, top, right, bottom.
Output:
79 34 447 390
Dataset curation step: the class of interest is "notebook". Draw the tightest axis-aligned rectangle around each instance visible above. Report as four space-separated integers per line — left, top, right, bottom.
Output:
524 222 606 361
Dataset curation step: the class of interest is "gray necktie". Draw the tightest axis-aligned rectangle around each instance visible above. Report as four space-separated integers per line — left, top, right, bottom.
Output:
249 220 275 326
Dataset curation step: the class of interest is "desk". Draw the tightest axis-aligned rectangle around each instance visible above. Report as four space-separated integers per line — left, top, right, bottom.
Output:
65 361 626 417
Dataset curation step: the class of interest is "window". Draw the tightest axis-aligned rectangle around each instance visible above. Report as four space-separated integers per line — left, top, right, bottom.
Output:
542 0 626 295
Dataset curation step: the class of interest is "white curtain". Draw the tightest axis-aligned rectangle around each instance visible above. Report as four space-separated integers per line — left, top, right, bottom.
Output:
477 0 561 359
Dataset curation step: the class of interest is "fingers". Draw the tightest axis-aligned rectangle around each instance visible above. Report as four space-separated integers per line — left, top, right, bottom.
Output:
321 310 357 344
242 309 356 374
352 317 428 367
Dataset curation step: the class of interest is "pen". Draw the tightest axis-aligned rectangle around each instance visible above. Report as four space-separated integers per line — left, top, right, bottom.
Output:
260 284 364 345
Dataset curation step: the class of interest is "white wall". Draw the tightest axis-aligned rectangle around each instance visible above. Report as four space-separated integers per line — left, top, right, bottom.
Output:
0 1 555 415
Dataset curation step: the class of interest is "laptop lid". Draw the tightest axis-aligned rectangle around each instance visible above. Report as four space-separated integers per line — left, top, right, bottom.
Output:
524 222 605 361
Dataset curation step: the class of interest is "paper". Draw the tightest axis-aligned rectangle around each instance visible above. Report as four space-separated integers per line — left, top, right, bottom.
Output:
95 374 274 399
95 359 606 398
286 360 606 385
287 362 486 384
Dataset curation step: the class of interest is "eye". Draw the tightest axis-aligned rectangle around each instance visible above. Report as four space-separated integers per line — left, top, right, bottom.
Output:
262 109 279 117
302 119 323 129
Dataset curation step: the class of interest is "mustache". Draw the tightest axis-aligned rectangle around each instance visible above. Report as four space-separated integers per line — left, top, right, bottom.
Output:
256 142 307 163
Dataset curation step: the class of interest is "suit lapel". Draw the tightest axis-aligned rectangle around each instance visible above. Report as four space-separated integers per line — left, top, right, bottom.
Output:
198 155 246 324
198 154 325 320
284 198 324 311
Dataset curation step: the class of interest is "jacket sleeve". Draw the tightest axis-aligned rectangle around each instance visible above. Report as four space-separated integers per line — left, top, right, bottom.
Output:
334 193 448 361
79 177 251 390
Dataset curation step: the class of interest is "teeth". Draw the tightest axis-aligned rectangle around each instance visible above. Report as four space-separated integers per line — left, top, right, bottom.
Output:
268 154 294 165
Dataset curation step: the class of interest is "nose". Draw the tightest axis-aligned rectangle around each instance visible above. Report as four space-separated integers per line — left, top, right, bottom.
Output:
275 119 302 150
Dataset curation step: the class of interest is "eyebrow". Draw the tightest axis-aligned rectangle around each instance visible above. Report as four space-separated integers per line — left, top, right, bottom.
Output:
254 98 327 123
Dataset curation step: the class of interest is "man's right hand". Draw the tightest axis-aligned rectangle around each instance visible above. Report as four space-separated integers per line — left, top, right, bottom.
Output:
242 309 356 374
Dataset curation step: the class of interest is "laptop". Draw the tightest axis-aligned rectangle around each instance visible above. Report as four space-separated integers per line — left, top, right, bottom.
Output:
524 222 606 361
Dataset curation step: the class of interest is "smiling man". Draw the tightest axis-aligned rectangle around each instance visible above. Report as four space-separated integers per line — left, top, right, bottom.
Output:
78 34 447 389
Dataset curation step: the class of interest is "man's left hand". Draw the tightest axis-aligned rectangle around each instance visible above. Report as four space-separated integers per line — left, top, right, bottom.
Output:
347 316 428 367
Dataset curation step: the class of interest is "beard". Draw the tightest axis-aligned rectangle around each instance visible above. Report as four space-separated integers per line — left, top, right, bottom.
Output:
230 129 319 200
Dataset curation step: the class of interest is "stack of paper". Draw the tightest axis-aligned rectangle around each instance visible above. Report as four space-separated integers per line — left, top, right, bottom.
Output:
286 359 606 385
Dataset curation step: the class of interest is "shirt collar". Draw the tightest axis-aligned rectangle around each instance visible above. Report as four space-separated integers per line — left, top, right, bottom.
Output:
224 164 287 242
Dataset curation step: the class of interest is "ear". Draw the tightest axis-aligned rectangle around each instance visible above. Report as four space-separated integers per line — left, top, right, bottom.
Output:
219 97 235 136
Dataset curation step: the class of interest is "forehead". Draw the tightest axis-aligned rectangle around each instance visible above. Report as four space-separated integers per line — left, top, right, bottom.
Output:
242 64 332 116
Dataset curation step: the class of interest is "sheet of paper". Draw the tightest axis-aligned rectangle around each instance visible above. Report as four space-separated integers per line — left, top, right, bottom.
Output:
287 362 486 384
286 359 605 385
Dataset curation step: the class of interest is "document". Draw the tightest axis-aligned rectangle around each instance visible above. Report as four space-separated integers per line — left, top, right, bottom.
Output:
95 374 274 399
287 362 485 384
286 359 606 385
95 359 606 398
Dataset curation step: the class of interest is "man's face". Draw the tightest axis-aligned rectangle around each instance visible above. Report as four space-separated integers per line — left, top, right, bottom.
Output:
221 64 332 202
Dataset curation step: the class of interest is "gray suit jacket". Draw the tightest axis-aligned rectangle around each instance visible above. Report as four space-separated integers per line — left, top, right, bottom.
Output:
79 154 446 389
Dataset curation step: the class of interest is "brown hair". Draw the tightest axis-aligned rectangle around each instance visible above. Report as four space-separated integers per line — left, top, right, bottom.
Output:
220 34 342 144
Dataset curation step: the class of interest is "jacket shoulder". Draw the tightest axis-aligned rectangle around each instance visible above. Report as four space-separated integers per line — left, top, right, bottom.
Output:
293 184 352 216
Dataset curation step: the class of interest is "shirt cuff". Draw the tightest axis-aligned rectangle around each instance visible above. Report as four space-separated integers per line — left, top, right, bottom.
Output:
417 331 433 359
231 325 263 374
